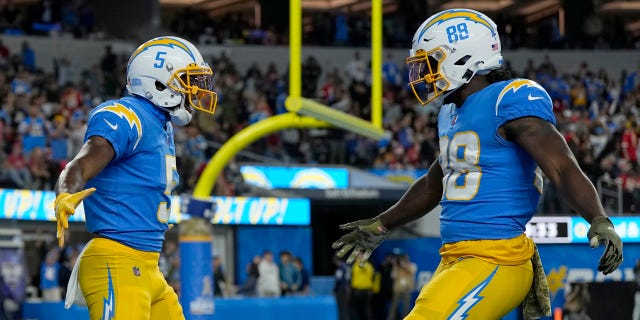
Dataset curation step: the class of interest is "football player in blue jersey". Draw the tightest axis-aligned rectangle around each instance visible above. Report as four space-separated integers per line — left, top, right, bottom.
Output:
333 8 623 320
54 36 217 320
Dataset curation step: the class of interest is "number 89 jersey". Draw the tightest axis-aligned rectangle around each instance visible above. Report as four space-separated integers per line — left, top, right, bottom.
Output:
437 79 556 244
82 96 178 252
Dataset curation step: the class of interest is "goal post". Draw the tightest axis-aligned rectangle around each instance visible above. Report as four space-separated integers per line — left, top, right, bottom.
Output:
193 0 385 197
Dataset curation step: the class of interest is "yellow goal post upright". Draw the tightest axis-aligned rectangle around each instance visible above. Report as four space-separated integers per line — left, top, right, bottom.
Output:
193 0 385 198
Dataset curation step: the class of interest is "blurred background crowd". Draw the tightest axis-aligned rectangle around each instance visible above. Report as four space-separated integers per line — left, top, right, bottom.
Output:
0 37 639 213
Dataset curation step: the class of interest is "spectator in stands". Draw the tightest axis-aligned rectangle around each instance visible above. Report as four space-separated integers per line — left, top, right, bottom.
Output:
213 255 227 297
183 124 208 190
617 159 640 213
622 119 639 167
372 253 394 320
0 150 12 187
302 55 322 98
237 255 260 296
382 53 402 87
60 246 80 298
387 254 416 320
279 251 301 296
18 104 49 154
100 45 117 97
27 146 51 190
294 257 310 296
159 240 180 294
48 114 69 163
0 39 9 68
55 57 73 87
563 282 591 320
159 240 178 279
345 51 366 84
77 2 94 37
350 252 374 320
20 42 35 72
0 267 20 320
6 143 32 189
334 256 351 320
334 10 349 45
39 248 61 301
67 118 86 159
10 69 31 96
257 250 280 297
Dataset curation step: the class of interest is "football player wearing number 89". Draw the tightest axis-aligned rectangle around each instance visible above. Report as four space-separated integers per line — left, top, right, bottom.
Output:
332 8 623 320
54 36 217 320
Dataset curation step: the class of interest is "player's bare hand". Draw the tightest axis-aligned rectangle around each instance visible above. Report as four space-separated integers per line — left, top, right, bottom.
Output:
332 217 389 267
55 188 96 248
587 216 623 275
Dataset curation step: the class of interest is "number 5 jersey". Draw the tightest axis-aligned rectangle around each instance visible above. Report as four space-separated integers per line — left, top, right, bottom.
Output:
82 95 178 252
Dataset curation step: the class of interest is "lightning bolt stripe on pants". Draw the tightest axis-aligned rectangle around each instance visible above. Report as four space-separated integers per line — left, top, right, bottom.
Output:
102 264 115 320
447 266 498 320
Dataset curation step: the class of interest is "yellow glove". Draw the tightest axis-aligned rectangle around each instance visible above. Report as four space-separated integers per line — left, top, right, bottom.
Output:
55 188 96 248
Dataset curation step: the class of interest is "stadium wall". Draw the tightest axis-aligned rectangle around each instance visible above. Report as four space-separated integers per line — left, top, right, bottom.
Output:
2 35 640 80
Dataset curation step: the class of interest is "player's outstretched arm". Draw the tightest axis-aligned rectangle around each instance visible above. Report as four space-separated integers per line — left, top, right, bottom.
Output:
502 116 623 274
332 161 444 266
378 160 444 230
54 136 114 247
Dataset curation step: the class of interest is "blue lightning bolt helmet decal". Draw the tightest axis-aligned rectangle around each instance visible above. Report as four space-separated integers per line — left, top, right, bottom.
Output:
418 9 496 42
128 37 196 68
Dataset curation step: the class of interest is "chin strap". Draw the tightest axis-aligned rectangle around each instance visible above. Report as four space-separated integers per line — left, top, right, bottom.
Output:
163 96 192 126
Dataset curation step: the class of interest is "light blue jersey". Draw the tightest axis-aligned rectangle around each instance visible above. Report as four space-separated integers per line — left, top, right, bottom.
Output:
83 96 178 252
437 79 556 244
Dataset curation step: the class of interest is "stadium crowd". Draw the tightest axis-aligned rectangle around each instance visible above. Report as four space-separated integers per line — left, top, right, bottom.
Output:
0 37 639 212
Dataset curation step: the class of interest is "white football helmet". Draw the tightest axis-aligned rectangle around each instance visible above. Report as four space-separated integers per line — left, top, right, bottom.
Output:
407 8 503 108
126 36 218 126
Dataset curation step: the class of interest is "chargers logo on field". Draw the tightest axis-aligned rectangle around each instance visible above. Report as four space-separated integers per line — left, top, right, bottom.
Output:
94 103 142 149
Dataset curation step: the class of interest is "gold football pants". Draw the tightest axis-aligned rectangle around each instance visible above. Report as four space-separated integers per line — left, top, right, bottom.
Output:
405 256 533 320
79 238 184 320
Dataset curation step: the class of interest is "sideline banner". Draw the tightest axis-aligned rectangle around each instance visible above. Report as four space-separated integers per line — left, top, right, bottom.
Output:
0 189 311 226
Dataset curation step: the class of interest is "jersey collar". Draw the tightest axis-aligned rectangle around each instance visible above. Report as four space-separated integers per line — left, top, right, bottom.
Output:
132 95 170 123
